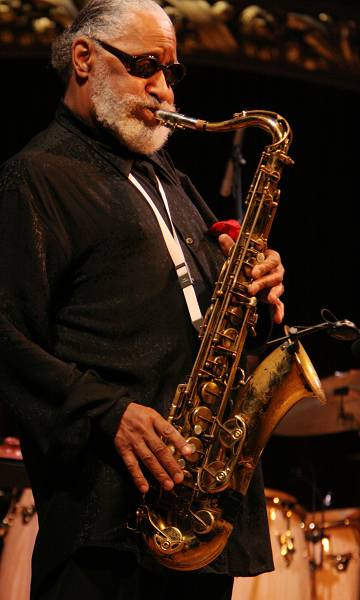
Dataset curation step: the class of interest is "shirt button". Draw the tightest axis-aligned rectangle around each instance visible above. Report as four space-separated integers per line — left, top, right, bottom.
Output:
186 237 193 245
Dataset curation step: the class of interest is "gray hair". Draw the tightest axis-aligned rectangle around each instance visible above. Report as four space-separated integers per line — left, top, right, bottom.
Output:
51 0 169 83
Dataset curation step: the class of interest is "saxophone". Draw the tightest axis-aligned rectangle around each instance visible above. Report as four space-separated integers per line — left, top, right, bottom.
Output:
135 109 325 570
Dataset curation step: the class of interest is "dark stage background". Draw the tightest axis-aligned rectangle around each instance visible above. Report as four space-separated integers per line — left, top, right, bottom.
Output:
1 54 360 511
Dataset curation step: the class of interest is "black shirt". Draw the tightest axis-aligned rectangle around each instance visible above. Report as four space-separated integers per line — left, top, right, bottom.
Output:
0 103 273 592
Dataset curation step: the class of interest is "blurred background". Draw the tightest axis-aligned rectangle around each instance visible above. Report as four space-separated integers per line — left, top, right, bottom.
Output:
0 3 360 592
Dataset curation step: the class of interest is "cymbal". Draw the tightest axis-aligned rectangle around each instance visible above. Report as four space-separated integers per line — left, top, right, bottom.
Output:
273 370 360 436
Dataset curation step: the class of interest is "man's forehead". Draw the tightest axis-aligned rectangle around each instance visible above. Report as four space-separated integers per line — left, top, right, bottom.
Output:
112 8 176 48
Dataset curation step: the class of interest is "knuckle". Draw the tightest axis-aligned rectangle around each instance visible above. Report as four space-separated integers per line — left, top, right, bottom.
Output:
141 451 154 465
157 423 186 448
122 454 138 470
148 464 168 483
162 424 176 437
266 248 279 260
153 442 168 457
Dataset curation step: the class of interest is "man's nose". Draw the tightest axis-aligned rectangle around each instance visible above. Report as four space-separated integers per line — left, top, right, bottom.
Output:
145 70 174 104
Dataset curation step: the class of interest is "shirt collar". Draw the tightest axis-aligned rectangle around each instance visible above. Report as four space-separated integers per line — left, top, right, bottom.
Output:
54 101 178 184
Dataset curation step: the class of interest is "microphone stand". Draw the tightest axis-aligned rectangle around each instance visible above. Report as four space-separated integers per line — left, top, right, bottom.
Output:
266 318 360 348
333 386 360 432
219 129 246 221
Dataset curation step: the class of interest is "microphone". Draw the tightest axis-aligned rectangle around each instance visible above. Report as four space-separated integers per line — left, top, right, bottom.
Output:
287 319 360 342
327 319 360 342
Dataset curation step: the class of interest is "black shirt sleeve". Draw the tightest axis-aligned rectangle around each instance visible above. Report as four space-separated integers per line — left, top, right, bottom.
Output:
0 158 132 464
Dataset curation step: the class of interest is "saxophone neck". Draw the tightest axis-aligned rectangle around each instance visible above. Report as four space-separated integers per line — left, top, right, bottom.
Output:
155 109 292 147
155 110 207 131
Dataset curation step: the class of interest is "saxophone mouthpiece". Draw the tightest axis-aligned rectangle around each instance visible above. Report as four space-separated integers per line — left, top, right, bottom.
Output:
155 110 207 131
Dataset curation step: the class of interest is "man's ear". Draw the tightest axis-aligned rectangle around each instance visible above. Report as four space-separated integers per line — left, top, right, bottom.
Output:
72 37 93 79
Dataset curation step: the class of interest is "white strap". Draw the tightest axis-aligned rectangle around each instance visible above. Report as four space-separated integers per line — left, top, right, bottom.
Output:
128 172 203 330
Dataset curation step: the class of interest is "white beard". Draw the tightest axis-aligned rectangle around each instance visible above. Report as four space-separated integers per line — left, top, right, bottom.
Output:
90 62 174 154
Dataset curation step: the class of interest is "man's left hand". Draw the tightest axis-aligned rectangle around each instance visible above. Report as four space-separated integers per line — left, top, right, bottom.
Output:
218 233 285 325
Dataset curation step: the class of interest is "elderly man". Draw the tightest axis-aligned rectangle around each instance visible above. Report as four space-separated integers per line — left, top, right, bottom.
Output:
0 1 285 598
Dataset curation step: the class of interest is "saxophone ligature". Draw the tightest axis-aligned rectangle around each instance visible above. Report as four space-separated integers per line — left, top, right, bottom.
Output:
134 108 325 570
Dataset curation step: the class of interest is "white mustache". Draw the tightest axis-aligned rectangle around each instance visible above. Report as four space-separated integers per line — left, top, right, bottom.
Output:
142 99 176 115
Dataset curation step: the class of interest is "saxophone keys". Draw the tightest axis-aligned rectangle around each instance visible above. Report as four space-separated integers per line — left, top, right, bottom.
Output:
281 153 295 165
192 509 216 535
220 327 238 348
153 527 184 555
184 437 204 464
254 237 266 251
227 305 243 326
220 417 246 449
205 355 228 378
200 380 223 404
191 406 213 434
199 461 229 491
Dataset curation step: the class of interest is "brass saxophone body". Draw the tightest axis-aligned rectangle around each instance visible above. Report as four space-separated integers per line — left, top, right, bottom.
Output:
135 109 325 570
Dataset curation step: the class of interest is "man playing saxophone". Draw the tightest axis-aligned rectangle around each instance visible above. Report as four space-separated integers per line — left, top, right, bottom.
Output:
0 1 284 598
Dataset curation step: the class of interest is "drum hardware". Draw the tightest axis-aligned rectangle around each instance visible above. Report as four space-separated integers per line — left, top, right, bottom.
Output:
304 510 360 600
267 491 309 569
322 371 360 431
21 503 36 525
328 552 352 572
0 488 22 542
0 488 38 600
232 489 312 600
278 529 295 566
0 511 13 540
306 514 360 574
268 494 301 566
0 489 36 536
0 438 36 543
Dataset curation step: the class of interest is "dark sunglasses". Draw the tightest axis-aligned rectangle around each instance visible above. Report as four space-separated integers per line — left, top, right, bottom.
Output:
92 38 186 87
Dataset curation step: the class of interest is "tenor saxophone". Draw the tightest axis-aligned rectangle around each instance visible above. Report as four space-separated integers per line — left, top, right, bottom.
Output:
135 109 325 570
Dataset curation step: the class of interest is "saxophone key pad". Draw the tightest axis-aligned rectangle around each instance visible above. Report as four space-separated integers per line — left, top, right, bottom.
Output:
184 437 203 464
191 406 213 434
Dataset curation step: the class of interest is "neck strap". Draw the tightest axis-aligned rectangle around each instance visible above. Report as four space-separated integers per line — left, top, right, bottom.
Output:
128 172 203 330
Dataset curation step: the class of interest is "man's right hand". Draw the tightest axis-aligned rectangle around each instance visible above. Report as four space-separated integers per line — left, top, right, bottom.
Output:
114 402 193 494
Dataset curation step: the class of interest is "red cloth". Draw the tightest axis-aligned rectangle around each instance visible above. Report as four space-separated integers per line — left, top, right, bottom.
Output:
208 219 241 241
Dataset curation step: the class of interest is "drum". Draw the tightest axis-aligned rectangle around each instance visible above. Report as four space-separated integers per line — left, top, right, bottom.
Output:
232 489 311 600
306 507 360 600
0 488 38 600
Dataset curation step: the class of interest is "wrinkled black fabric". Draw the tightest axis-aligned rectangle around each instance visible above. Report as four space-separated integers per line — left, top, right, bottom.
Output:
35 548 235 600
0 103 273 594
